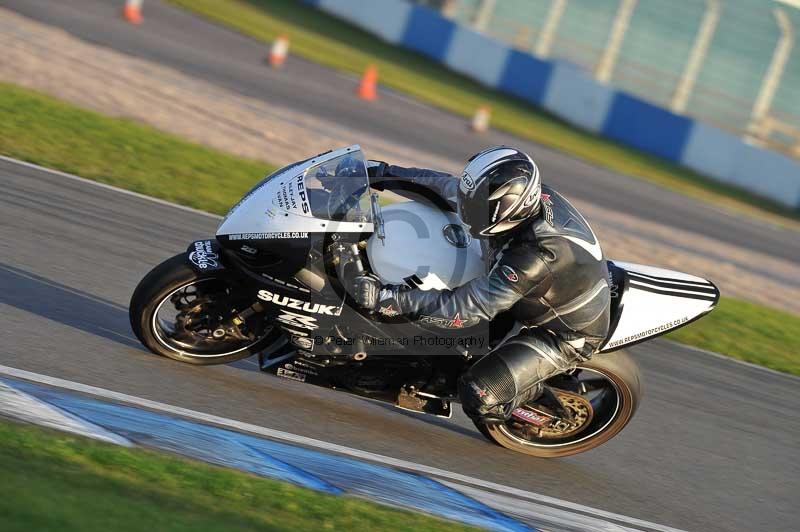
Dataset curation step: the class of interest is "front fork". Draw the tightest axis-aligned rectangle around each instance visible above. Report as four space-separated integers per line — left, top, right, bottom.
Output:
215 301 266 341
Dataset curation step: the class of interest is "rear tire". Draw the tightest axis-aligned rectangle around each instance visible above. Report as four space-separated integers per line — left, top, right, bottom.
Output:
129 254 282 365
473 349 642 457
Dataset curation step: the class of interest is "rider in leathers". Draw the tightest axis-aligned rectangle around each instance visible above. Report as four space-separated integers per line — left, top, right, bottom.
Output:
355 146 611 423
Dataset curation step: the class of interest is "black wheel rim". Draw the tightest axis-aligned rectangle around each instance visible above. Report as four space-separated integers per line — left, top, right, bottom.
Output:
497 368 623 448
152 278 270 358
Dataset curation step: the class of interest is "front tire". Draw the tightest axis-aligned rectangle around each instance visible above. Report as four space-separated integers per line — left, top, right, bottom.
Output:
129 254 282 365
473 349 642 458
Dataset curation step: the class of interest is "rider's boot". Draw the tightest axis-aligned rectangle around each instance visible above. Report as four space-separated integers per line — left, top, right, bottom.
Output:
458 330 580 423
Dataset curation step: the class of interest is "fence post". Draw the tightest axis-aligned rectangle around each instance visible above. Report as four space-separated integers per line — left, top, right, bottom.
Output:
595 0 637 83
748 8 794 138
535 0 568 58
472 0 497 32
670 0 721 114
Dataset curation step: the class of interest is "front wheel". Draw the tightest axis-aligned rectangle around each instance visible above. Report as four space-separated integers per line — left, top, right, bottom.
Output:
473 349 641 458
129 254 283 365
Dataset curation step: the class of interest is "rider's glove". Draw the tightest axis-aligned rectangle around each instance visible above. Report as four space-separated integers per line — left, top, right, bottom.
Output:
366 160 389 191
366 160 388 178
352 274 382 310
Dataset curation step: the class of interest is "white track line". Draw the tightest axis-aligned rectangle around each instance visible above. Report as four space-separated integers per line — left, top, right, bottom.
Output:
0 154 791 381
0 364 683 532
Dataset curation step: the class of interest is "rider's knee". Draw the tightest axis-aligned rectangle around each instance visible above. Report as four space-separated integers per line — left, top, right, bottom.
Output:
458 333 575 421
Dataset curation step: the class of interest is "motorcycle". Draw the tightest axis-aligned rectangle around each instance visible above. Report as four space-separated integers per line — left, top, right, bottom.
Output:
129 145 719 457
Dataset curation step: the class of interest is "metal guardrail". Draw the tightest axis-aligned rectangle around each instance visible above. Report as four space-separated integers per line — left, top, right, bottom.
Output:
419 0 800 157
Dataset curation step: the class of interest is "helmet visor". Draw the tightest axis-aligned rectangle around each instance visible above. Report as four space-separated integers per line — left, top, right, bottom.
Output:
457 194 491 238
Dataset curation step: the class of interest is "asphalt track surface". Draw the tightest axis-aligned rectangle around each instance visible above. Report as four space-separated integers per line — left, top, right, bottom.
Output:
4 0 800 268
1 159 799 531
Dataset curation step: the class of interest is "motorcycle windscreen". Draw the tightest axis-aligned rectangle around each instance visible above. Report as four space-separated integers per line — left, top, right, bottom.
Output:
217 145 373 238
599 261 719 352
304 152 372 224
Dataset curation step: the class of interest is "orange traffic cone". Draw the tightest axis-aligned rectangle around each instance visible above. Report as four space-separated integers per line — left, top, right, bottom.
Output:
471 105 491 132
122 0 143 25
356 64 378 101
268 35 290 67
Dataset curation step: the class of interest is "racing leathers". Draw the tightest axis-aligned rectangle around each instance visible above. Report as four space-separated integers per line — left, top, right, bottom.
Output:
367 162 611 422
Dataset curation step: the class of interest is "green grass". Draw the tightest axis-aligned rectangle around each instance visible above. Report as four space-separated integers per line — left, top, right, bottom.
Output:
167 0 800 229
0 420 473 532
1 82 797 374
667 296 800 375
0 82 272 215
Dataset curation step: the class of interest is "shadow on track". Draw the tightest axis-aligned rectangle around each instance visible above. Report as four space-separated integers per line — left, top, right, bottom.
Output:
0 263 143 350
365 399 490 443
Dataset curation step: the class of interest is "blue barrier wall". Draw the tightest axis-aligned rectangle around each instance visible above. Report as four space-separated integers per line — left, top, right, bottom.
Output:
602 93 693 162
499 50 552 106
306 0 800 209
682 123 800 205
401 5 455 62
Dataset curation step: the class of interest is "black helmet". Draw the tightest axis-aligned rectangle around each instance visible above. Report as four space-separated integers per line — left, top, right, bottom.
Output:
457 146 541 238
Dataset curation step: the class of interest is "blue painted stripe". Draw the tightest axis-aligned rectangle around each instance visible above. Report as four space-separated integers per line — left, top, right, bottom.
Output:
498 50 553 105
10 379 530 532
602 92 693 162
242 443 344 494
401 5 456 62
12 381 344 493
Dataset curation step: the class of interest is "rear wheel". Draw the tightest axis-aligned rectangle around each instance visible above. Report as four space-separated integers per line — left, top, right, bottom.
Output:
473 349 641 457
129 254 283 365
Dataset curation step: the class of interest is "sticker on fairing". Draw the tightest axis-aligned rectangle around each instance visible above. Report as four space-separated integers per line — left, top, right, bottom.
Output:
188 240 222 271
273 174 311 215
277 367 306 382
291 335 314 349
228 232 308 240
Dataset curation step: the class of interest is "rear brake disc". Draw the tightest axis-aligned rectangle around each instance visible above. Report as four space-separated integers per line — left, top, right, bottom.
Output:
516 390 594 439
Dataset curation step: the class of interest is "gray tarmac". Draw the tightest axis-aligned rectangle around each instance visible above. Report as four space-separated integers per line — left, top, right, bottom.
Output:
1 159 797 532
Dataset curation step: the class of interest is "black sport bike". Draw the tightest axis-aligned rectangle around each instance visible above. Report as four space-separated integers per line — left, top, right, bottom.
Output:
130 146 718 457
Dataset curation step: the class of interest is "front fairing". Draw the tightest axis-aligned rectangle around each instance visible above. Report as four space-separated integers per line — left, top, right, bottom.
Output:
216 146 374 277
